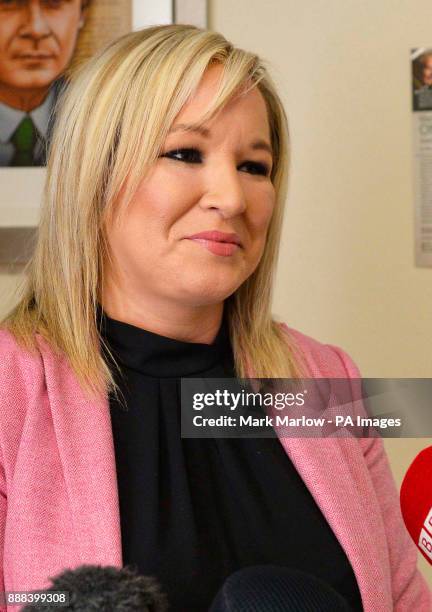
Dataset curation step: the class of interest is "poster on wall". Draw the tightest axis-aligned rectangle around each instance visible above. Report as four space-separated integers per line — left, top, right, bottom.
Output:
0 0 134 170
412 48 432 267
0 0 147 229
0 0 180 236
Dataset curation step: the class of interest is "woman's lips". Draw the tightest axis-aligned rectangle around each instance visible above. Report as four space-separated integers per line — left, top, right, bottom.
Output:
15 54 55 60
186 238 240 257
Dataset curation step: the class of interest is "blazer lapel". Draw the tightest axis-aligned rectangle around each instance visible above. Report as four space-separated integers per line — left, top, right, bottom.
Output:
244 359 391 611
276 435 392 611
38 335 122 567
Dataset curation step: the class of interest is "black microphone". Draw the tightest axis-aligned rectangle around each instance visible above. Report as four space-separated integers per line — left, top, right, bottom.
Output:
21 564 169 611
209 565 354 612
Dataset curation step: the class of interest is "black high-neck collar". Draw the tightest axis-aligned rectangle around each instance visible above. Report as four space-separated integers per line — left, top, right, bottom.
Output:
98 307 232 378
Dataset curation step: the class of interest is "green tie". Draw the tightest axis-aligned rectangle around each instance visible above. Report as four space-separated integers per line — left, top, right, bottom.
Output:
10 116 38 167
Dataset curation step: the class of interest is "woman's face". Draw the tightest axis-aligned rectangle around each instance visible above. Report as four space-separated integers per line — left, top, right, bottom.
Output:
105 64 276 310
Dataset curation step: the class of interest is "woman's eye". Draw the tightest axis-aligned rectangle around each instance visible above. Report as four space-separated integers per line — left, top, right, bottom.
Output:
161 148 270 176
161 148 202 163
240 161 270 177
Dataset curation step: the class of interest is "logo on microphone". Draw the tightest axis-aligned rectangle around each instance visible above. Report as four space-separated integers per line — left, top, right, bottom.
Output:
419 507 432 560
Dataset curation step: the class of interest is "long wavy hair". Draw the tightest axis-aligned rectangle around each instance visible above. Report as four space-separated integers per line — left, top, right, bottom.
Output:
2 24 305 399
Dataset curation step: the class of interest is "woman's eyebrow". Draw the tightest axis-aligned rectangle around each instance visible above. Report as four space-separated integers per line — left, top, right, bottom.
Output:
168 124 273 156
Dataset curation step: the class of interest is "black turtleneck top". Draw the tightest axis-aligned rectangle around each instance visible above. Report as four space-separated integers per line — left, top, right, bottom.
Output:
100 310 363 612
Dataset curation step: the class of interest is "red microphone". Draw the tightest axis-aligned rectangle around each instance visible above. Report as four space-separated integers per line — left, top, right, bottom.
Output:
400 446 432 564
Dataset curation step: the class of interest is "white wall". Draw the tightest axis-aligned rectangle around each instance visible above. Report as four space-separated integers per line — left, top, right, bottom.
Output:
0 268 22 319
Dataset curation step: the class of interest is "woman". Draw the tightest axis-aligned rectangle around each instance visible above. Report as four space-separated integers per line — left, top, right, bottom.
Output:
0 25 430 612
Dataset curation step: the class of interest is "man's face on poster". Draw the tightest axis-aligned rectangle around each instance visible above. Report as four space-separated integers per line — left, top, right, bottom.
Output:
0 0 85 92
422 56 432 87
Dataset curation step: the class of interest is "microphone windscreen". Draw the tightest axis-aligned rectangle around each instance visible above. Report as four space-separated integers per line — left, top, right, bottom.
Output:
400 445 432 564
21 564 169 611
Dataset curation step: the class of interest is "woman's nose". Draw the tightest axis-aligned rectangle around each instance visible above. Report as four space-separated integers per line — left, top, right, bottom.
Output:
199 166 247 218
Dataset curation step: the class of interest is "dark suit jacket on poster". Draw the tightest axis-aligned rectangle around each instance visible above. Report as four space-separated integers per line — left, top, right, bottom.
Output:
0 77 66 167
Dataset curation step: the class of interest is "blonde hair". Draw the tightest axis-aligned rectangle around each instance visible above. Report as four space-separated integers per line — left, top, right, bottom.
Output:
2 24 305 399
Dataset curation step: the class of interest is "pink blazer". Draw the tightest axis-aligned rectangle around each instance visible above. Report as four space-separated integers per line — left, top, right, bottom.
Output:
0 324 430 612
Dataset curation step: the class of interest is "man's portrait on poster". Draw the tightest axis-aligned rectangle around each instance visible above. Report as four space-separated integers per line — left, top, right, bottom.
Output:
0 0 90 167
412 48 432 112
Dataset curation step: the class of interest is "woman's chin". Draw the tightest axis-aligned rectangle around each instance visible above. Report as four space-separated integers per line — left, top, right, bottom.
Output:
174 281 243 307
